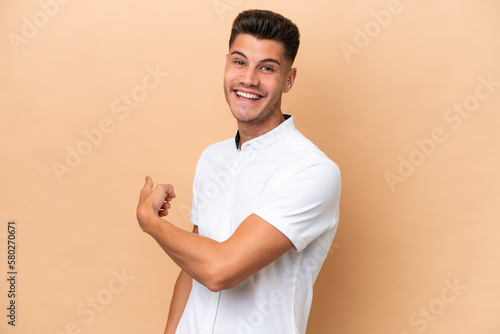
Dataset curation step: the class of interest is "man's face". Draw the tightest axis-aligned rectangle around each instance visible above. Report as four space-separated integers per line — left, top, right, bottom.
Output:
224 34 296 124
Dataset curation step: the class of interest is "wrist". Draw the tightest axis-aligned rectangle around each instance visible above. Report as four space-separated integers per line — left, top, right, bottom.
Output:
137 209 162 235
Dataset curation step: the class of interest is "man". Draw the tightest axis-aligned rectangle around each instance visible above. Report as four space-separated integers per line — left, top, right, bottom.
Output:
137 9 341 334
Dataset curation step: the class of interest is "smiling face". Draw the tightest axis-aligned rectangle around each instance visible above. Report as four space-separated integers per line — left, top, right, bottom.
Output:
223 34 296 125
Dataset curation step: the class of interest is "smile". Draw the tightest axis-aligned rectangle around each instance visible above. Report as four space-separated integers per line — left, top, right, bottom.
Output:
235 90 263 102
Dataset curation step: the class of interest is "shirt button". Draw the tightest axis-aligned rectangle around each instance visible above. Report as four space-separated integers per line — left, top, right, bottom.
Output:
204 328 211 334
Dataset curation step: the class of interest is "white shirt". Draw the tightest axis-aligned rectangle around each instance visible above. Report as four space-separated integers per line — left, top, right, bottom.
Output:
176 115 341 334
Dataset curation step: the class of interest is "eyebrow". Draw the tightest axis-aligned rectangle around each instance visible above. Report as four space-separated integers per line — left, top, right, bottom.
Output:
230 50 281 66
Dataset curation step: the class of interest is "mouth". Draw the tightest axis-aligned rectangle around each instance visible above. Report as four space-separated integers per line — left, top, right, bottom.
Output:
234 90 264 103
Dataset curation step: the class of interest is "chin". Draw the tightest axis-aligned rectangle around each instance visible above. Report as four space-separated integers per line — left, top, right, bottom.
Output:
233 110 272 124
231 111 258 123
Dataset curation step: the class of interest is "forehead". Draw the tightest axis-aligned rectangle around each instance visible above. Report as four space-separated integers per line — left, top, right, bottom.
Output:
229 34 286 62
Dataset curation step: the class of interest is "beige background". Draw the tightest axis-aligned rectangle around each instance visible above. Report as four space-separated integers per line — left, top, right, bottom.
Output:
1 0 499 333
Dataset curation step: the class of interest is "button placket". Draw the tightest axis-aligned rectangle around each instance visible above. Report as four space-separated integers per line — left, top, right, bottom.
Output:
202 290 221 334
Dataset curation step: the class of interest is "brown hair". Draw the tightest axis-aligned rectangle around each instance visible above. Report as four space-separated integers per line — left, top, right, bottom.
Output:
229 9 300 63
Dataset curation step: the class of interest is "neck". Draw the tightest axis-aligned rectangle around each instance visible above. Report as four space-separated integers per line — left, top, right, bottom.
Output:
237 111 285 149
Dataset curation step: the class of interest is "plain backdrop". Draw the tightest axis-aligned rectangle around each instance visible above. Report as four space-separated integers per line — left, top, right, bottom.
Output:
1 0 499 333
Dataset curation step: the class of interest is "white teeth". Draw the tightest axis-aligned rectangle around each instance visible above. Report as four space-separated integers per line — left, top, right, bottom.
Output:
237 91 260 100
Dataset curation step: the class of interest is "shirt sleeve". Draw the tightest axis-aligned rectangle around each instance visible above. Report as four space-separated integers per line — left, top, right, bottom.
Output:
252 160 341 252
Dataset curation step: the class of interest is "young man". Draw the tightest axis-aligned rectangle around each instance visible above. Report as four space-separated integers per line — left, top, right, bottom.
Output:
137 9 341 334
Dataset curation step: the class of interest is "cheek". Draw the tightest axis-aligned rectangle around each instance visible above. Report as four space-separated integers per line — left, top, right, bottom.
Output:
224 70 238 88
261 79 281 95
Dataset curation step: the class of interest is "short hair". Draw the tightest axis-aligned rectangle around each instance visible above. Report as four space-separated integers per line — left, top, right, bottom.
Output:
229 9 300 63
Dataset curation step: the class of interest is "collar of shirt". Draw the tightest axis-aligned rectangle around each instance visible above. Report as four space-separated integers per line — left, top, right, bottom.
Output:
234 114 294 151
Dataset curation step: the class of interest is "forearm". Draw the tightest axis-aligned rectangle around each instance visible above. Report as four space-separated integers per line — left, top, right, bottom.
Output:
164 269 192 334
144 216 226 291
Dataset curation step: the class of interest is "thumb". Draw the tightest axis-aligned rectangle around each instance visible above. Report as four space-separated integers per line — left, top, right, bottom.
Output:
143 176 153 190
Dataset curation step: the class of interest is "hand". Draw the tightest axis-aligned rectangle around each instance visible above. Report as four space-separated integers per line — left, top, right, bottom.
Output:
137 176 176 232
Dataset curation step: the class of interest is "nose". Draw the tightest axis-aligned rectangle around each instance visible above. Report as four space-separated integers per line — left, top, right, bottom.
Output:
240 67 259 87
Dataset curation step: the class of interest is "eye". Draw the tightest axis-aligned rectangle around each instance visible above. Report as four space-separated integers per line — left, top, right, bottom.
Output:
261 65 274 72
234 60 245 66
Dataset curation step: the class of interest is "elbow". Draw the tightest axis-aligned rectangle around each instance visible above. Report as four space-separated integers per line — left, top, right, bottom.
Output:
202 260 239 292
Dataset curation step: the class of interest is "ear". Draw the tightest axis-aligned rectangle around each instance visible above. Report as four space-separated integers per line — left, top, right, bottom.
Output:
282 68 297 93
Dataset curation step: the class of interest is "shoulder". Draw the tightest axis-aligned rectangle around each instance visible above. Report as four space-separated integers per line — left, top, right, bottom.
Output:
201 137 235 156
278 128 340 178
257 129 341 201
196 137 235 164
192 138 236 181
